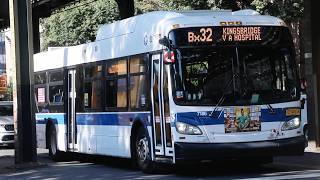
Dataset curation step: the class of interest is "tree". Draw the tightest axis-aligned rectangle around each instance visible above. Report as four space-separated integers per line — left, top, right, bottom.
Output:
251 0 304 21
135 0 165 13
41 0 120 50
41 0 304 52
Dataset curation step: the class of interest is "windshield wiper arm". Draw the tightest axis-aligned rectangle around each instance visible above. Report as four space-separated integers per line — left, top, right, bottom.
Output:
267 103 276 114
210 73 239 117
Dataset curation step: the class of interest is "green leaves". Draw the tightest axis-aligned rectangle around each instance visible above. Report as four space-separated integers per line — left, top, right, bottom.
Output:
41 0 304 51
41 0 120 50
251 0 304 21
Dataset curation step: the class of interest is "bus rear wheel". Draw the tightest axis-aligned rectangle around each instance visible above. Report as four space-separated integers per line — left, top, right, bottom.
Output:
135 127 156 173
48 125 64 161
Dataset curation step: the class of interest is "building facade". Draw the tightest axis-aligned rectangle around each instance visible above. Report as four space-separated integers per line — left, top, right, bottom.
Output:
0 30 12 101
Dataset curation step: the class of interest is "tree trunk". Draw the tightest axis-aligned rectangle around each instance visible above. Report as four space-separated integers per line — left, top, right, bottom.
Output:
115 0 135 19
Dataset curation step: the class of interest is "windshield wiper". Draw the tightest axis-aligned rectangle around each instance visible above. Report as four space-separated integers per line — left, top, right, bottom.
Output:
210 73 239 117
267 103 276 114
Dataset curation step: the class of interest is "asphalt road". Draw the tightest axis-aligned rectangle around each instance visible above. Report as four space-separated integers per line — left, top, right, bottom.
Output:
0 148 319 180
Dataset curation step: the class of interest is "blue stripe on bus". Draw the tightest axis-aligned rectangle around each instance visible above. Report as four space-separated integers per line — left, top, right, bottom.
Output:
36 108 292 127
260 108 286 122
36 113 65 125
36 112 151 126
76 113 150 126
176 112 224 126
176 108 288 126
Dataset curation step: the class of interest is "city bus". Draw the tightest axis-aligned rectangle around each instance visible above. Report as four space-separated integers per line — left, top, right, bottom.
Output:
34 10 308 173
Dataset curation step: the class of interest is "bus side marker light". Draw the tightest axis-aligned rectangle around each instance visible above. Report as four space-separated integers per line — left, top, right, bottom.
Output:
172 24 180 29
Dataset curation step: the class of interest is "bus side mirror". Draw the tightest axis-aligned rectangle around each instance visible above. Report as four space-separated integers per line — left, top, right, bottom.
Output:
159 36 171 48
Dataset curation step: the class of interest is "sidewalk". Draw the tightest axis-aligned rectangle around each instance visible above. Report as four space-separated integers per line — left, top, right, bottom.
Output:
0 154 14 174
305 141 320 153
0 148 48 174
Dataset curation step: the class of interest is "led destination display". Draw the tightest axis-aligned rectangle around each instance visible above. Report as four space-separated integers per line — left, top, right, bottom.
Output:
169 26 287 47
222 27 262 42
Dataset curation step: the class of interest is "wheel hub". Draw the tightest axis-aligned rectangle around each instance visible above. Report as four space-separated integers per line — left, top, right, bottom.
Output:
137 137 148 162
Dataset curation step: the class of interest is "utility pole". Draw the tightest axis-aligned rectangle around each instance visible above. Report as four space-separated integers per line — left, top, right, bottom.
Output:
9 0 37 163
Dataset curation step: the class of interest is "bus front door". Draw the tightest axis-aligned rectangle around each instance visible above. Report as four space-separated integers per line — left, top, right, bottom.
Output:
67 69 77 151
151 54 174 162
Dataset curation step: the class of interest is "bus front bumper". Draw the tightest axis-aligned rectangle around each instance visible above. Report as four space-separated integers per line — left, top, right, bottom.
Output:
174 136 306 162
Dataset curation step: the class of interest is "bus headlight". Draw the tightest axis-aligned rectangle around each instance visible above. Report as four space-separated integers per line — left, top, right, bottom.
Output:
176 121 202 135
281 117 300 131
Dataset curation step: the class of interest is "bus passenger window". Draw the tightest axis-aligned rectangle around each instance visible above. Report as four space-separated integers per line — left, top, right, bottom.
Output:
50 71 63 82
85 65 103 79
129 55 149 110
84 81 102 110
106 78 127 109
130 56 147 73
130 75 147 109
49 85 64 103
34 73 46 84
106 59 127 76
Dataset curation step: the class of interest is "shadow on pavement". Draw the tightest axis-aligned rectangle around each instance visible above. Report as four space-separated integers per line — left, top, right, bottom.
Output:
0 149 319 179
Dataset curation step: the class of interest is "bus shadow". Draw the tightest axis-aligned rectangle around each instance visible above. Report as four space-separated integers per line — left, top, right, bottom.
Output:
63 153 135 171
49 152 319 178
57 153 304 177
174 161 276 177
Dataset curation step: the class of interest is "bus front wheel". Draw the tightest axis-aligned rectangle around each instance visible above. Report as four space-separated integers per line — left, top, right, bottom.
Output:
48 125 64 161
135 127 156 173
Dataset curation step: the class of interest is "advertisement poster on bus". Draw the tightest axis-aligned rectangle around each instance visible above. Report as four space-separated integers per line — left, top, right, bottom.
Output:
224 106 261 133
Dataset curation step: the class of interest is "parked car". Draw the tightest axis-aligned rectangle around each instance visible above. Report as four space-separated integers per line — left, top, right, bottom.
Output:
0 101 14 147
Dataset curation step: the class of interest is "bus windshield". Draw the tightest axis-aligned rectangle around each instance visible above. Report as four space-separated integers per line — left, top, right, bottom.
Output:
171 46 299 106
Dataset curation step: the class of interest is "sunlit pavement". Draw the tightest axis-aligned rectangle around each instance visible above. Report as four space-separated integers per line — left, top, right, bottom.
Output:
0 144 319 180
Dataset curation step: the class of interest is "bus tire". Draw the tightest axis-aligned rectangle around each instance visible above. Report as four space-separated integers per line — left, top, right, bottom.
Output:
48 125 64 161
135 127 156 173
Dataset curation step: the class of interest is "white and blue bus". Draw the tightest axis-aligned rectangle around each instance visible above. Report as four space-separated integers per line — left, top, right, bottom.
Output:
34 10 308 172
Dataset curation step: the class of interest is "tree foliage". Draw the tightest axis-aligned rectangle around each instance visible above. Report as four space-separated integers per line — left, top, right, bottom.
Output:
41 0 120 50
251 0 304 21
135 0 304 19
41 0 304 50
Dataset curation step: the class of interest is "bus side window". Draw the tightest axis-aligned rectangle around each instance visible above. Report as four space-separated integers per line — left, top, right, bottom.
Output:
49 85 64 103
84 80 103 110
83 63 103 111
105 59 128 110
129 55 149 110
35 73 46 84
34 72 47 113
48 70 64 104
47 70 64 113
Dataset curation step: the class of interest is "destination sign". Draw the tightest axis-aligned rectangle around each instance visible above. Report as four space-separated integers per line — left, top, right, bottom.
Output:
188 28 213 43
187 27 262 43
169 26 286 47
222 27 262 42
